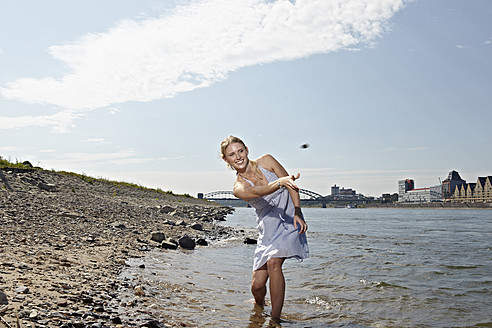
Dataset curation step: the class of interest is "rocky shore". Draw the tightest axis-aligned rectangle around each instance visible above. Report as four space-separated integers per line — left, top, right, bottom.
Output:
0 168 248 327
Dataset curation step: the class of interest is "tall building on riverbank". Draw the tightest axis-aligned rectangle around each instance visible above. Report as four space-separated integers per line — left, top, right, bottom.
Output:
452 176 492 203
398 179 442 203
331 184 356 197
398 170 492 203
442 170 466 199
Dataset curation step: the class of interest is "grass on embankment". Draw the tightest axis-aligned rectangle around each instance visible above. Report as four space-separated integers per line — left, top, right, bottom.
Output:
0 155 193 198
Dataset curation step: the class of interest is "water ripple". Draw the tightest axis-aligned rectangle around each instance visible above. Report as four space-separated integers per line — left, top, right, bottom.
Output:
120 208 492 327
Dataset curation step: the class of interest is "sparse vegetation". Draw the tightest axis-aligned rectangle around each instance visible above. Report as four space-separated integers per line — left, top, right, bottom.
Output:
0 155 193 199
56 171 186 197
0 156 35 169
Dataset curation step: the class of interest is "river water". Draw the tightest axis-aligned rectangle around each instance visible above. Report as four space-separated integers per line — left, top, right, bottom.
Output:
123 207 492 327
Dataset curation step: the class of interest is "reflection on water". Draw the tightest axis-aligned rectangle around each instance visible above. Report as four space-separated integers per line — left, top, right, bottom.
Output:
122 208 492 327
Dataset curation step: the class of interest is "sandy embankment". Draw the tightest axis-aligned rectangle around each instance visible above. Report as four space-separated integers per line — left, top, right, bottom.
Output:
0 168 247 327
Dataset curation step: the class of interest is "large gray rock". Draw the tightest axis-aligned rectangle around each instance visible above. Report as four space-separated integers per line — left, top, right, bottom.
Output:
14 286 29 294
159 205 175 214
178 235 195 250
0 290 8 305
150 232 165 243
38 182 57 192
196 238 208 246
244 237 257 244
190 223 203 231
175 220 187 227
162 220 176 226
141 320 164 328
161 239 178 250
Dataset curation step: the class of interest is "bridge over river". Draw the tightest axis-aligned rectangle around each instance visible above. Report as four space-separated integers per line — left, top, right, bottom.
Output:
199 189 327 207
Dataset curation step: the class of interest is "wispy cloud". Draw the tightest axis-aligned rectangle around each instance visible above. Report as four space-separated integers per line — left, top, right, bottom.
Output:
407 146 429 151
43 150 140 168
85 138 110 145
381 145 429 152
108 107 120 115
0 0 408 131
299 167 440 179
35 149 192 171
0 110 83 132
0 146 22 153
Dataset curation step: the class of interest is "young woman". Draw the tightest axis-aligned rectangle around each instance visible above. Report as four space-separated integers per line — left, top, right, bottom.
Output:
220 136 309 321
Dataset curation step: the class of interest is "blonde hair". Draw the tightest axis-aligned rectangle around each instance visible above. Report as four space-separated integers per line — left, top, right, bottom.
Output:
220 136 263 180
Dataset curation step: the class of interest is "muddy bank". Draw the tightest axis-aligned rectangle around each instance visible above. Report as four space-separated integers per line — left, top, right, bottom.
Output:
0 168 248 327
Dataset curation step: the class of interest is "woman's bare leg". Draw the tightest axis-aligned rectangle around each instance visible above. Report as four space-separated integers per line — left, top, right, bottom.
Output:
267 258 286 320
251 264 268 306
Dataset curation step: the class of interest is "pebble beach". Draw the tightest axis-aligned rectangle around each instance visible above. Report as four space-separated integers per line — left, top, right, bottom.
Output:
0 167 245 328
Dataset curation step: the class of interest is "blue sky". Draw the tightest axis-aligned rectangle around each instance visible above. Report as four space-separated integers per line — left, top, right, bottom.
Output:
1 0 491 197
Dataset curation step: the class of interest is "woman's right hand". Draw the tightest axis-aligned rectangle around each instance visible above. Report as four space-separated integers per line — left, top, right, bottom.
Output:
278 173 300 192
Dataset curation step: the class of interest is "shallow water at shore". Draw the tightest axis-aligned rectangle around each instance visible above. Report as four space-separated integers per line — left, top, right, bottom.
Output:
123 207 492 327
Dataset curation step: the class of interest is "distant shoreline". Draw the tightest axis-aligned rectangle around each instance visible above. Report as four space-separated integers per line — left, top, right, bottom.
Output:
363 202 492 209
222 201 492 209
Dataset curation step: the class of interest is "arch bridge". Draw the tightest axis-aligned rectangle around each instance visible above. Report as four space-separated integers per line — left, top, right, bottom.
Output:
203 189 323 200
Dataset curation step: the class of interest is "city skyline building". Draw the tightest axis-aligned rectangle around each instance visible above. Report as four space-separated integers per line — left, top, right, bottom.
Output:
399 170 492 203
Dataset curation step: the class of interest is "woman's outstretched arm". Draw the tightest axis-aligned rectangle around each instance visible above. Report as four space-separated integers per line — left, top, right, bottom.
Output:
233 174 298 200
233 154 299 201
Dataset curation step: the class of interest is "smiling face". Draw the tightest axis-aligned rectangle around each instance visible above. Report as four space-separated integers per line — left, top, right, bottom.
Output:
223 142 249 172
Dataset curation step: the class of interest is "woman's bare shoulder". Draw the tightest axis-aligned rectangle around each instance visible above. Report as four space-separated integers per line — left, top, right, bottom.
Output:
256 154 279 170
257 154 288 177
